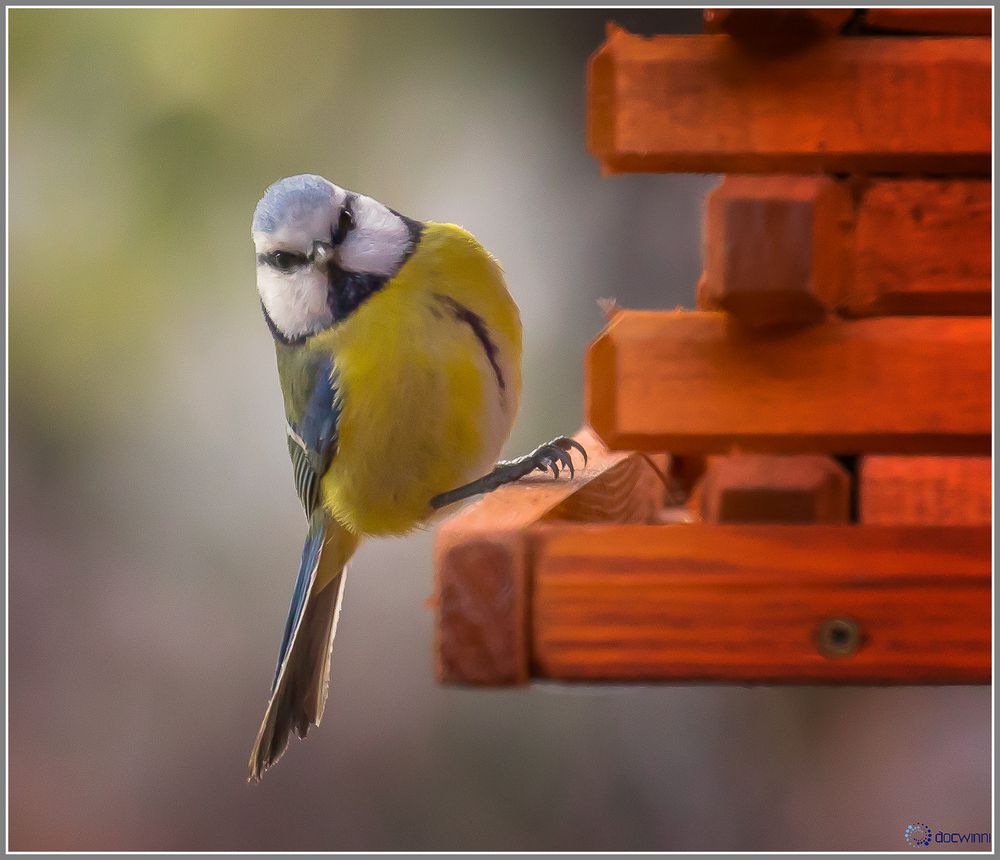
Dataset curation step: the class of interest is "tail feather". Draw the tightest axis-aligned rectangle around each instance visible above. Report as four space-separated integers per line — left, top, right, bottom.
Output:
302 565 348 723
271 520 325 691
248 519 358 782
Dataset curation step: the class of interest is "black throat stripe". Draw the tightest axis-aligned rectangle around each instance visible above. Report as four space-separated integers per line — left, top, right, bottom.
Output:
434 294 506 392
325 218 423 323
327 268 389 322
260 217 426 343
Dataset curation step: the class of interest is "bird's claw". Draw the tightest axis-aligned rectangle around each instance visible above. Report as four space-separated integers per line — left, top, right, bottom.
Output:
527 436 588 481
552 436 589 467
430 436 591 510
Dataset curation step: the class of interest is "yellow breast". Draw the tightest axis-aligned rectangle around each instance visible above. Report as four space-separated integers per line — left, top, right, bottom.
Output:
309 222 522 535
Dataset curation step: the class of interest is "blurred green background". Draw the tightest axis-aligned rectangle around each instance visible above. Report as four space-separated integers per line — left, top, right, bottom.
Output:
8 8 989 851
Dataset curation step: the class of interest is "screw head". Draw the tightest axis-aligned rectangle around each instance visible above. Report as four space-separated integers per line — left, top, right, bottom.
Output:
817 617 862 658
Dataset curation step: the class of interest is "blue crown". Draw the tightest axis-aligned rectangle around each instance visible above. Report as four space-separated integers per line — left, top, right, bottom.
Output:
252 174 335 233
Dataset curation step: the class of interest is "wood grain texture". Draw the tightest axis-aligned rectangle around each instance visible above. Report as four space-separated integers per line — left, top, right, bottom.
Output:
698 455 850 523
434 427 667 685
435 541 529 686
700 178 992 320
531 524 990 683
703 8 853 42
846 179 992 316
701 176 852 327
864 8 992 35
588 28 990 174
860 456 992 525
586 311 991 455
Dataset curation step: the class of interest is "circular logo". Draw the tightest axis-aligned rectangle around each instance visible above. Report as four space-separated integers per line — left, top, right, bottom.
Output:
905 822 933 847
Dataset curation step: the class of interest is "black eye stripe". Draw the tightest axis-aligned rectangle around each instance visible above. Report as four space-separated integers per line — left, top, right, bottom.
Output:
257 251 309 272
330 194 357 247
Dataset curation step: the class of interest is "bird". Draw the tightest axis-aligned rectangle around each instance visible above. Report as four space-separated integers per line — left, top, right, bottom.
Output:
248 174 586 781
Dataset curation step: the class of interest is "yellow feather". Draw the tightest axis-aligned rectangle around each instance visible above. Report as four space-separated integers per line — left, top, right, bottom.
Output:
307 222 523 535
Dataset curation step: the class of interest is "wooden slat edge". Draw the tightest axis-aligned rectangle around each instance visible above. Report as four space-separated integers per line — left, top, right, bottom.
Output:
860 455 992 525
586 311 991 455
531 523 990 683
699 177 992 322
588 29 990 175
697 454 851 523
704 8 854 42
434 427 668 684
863 8 992 36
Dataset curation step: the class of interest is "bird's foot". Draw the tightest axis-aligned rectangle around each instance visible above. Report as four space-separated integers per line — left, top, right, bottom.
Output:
497 436 589 481
430 436 588 509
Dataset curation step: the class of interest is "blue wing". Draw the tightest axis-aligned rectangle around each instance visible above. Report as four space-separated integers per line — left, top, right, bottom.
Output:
273 355 340 689
286 355 340 520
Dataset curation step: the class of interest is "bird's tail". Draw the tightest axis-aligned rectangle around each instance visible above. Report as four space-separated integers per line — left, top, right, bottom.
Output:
248 516 360 782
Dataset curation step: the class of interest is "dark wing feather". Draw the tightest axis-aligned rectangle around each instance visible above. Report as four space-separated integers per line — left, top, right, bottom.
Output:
247 353 346 781
249 519 354 782
286 355 340 518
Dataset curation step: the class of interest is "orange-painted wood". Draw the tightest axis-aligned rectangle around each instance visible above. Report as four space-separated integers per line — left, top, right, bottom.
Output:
434 427 666 685
588 28 990 174
698 455 851 523
700 176 852 327
864 8 992 35
531 524 990 683
586 311 991 455
860 456 992 526
700 177 991 322
703 8 853 42
847 180 992 316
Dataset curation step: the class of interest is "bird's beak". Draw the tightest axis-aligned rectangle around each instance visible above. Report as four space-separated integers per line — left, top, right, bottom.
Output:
311 240 335 271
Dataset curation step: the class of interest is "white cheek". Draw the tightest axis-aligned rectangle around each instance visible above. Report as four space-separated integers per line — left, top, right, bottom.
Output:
338 195 410 276
257 267 333 339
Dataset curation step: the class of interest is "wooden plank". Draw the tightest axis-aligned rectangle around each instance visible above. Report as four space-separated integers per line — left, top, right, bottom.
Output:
434 427 666 685
588 28 990 174
698 454 851 523
704 8 854 44
700 178 992 321
586 311 991 454
700 176 852 327
864 8 992 36
531 524 990 683
846 179 992 316
860 456 992 525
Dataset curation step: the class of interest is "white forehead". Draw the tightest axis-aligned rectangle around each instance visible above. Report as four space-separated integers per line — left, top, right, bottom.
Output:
251 174 347 251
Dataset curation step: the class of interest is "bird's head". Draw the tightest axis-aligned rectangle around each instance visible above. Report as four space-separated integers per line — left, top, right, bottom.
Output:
251 174 417 343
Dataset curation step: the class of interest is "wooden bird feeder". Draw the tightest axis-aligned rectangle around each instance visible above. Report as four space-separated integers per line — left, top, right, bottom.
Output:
433 8 991 688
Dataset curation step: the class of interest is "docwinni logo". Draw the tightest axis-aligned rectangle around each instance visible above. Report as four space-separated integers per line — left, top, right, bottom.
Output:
905 823 933 847
905 822 991 847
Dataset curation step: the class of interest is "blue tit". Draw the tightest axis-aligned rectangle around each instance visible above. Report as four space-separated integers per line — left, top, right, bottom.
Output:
247 174 586 781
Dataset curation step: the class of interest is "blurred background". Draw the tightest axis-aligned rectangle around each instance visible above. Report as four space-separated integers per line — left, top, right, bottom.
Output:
8 8 990 851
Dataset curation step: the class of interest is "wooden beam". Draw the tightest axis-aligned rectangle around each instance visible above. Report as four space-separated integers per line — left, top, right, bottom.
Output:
586 311 991 454
700 176 852 327
704 9 854 44
531 524 990 683
847 179 992 316
698 454 850 523
434 427 666 685
860 456 992 526
863 8 992 36
700 178 992 321
588 28 990 174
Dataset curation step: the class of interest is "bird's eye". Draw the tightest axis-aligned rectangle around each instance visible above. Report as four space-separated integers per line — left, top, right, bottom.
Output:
338 207 354 237
267 250 306 272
